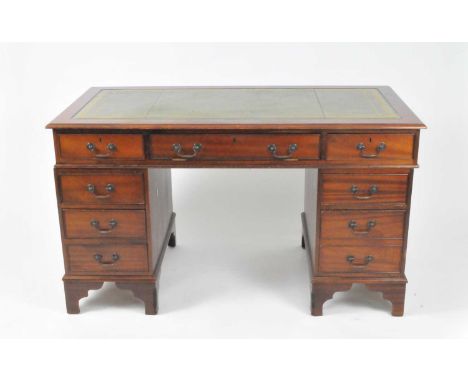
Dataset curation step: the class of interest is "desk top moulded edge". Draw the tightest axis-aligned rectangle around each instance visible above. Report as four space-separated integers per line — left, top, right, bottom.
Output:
45 86 426 130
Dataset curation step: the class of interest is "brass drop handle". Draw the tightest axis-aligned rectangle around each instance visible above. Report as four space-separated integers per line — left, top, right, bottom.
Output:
90 219 118 234
346 255 374 267
348 220 376 235
356 142 386 158
350 184 378 200
94 253 120 265
87 183 115 199
267 143 298 159
86 142 117 158
172 143 202 159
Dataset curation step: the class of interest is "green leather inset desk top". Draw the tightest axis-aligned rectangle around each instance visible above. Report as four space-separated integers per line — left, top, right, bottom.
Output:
73 88 400 122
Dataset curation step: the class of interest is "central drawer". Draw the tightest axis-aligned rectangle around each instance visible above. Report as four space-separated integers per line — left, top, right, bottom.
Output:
150 134 320 161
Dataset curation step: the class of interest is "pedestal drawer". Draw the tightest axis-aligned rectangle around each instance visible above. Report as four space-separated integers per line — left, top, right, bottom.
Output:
57 134 145 161
59 173 145 205
150 134 320 161
321 173 408 208
62 210 146 239
320 210 406 240
319 246 402 274
67 244 148 274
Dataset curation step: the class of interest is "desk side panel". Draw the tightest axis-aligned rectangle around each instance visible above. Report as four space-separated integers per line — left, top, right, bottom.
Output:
304 169 318 271
147 168 174 272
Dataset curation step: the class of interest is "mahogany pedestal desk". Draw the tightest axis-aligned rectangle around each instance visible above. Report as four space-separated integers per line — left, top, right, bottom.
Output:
47 87 425 316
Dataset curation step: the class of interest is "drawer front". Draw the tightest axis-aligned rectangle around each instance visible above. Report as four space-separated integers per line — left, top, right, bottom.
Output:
321 174 408 207
320 210 406 240
58 134 145 160
67 244 148 274
319 246 402 273
62 210 146 239
59 173 145 205
150 134 320 160
326 134 414 162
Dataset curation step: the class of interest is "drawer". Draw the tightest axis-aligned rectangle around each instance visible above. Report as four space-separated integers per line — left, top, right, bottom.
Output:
320 210 406 240
59 173 145 205
62 210 146 239
321 173 408 208
319 246 402 273
150 134 320 161
67 244 148 274
57 134 145 160
326 134 414 162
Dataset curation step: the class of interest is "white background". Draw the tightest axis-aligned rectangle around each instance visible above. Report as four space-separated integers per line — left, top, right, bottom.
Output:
1 43 468 339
